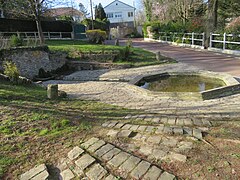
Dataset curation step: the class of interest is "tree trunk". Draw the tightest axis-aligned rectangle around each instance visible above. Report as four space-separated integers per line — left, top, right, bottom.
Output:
205 0 218 48
36 19 45 45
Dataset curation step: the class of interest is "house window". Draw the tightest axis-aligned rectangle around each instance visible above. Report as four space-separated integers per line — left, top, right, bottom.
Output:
128 12 133 17
107 13 113 18
115 12 122 18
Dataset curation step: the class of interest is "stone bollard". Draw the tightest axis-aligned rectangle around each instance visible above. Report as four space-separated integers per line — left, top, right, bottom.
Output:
156 51 161 61
47 84 58 99
115 39 119 46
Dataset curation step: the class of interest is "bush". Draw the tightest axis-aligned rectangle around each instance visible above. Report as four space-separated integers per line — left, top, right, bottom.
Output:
3 61 19 82
9 35 23 47
82 18 110 32
86 29 107 44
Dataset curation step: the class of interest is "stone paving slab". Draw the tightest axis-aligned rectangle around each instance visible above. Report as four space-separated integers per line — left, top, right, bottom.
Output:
60 169 75 180
143 166 163 180
81 137 99 149
118 155 141 178
102 121 204 139
107 151 130 168
87 140 106 153
31 170 49 180
159 171 176 180
20 164 48 180
130 160 151 179
80 137 176 180
75 154 95 170
95 143 115 157
101 148 121 161
57 146 117 179
86 163 107 180
67 146 84 161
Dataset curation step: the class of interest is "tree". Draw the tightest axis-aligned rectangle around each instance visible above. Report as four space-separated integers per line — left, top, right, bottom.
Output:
143 0 153 22
0 0 63 45
95 3 106 20
79 3 89 18
203 0 218 48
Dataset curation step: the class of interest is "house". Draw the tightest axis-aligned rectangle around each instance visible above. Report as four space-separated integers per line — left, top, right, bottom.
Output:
46 7 84 22
104 0 135 28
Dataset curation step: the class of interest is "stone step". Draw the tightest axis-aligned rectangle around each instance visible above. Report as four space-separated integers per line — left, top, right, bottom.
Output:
56 145 116 180
80 137 176 180
102 121 204 139
20 164 49 180
124 114 212 127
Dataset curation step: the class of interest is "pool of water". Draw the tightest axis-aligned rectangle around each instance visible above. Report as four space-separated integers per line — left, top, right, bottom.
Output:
138 75 226 92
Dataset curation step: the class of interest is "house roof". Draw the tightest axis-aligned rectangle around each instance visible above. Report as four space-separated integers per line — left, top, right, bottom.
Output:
46 7 83 17
104 0 135 9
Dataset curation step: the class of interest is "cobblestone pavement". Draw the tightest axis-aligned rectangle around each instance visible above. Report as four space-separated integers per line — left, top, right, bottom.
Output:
21 138 176 180
37 57 240 179
44 81 240 121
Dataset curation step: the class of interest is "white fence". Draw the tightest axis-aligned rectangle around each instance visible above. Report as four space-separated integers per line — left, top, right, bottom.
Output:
0 31 73 40
157 32 205 48
210 33 240 50
149 32 240 53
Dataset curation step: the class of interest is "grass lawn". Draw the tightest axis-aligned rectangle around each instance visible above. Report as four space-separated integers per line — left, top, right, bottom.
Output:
0 80 138 179
46 40 175 67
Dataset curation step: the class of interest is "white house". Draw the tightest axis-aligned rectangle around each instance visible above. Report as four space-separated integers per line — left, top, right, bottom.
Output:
104 0 135 28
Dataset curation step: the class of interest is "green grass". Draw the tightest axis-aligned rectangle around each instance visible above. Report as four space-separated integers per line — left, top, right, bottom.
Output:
46 40 175 67
0 80 138 178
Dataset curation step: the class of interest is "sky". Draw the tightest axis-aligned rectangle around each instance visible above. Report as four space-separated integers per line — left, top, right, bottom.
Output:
73 0 141 11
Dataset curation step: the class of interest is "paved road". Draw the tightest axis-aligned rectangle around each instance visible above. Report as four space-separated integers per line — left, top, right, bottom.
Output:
106 39 240 77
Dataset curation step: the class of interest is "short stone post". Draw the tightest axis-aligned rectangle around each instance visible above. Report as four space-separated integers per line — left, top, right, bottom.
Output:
156 51 161 61
115 38 119 46
47 84 58 99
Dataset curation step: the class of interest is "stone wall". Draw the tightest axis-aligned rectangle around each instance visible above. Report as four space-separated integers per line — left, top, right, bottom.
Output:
0 46 67 79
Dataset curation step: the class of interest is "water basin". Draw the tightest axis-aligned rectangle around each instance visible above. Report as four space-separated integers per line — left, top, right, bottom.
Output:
138 75 226 92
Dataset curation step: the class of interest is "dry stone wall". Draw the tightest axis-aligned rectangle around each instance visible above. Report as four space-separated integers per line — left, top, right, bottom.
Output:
0 46 66 79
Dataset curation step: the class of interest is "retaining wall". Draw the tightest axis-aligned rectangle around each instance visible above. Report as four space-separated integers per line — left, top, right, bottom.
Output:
0 46 66 79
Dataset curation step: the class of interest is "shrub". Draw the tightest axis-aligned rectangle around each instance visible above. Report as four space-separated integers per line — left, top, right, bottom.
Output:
86 29 107 44
126 39 133 48
9 35 23 47
118 45 132 61
82 18 110 32
3 61 19 82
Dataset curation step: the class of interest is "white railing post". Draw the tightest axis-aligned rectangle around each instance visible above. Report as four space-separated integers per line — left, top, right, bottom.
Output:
48 32 50 39
223 32 226 50
202 32 205 47
192 32 194 45
60 32 62 39
209 33 212 48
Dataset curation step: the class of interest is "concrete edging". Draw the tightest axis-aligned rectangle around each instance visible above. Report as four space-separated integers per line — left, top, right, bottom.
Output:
129 71 240 101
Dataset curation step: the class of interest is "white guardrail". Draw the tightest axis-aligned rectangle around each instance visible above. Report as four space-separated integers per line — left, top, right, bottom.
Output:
156 32 205 48
0 31 73 40
148 32 240 53
210 33 240 50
